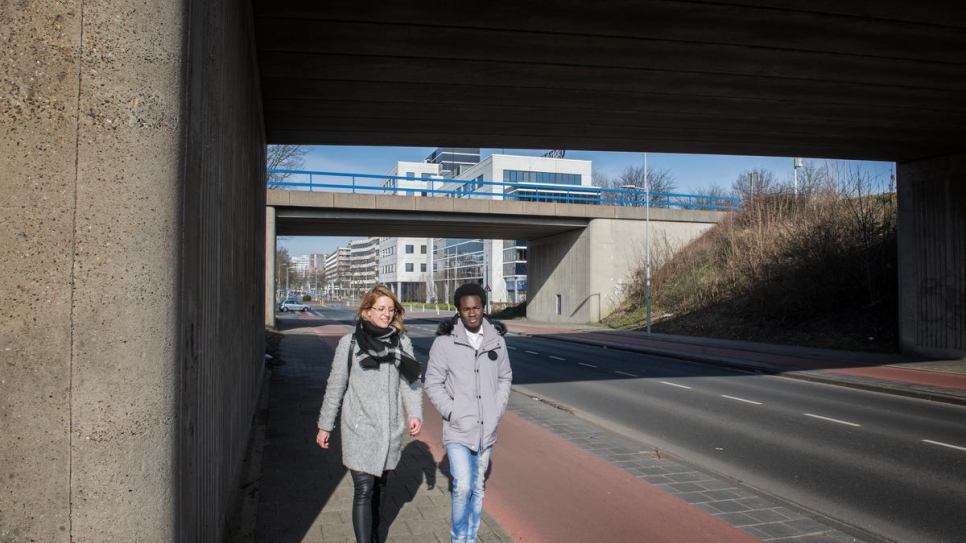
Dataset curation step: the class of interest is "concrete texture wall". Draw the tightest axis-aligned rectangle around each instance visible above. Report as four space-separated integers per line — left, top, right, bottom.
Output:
179 1 267 541
897 154 966 359
2 2 88 540
527 214 719 323
1 1 266 542
265 206 277 326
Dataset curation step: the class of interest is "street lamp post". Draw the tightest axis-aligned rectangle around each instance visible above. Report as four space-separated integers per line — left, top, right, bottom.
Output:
644 152 651 334
620 153 652 334
793 157 803 197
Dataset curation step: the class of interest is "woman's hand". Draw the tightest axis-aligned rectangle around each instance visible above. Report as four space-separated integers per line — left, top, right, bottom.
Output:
409 417 422 437
316 428 331 449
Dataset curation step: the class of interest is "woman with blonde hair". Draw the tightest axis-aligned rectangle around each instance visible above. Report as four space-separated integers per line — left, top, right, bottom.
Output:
316 285 423 543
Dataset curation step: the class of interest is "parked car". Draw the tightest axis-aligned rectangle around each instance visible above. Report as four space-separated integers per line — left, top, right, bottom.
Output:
279 299 309 312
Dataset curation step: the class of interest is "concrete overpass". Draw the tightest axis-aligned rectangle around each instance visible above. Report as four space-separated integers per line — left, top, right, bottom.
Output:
4 2 964 542
266 190 726 323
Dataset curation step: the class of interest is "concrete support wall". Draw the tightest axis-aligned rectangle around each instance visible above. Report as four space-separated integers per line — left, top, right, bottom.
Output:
1 1 266 542
527 215 717 323
2 3 89 539
266 205 277 326
179 1 267 541
897 154 966 358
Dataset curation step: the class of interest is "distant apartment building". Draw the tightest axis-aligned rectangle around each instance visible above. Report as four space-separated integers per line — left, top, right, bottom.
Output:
309 253 326 273
291 254 310 273
324 247 350 299
347 237 380 298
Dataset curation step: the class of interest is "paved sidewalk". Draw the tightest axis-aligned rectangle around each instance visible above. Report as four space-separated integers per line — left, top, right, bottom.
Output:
232 307 966 543
239 317 513 543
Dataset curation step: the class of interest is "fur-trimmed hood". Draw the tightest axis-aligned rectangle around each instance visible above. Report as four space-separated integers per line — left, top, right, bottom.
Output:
436 314 507 336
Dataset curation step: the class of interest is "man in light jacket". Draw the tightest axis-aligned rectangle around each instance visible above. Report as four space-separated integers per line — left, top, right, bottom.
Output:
424 283 513 543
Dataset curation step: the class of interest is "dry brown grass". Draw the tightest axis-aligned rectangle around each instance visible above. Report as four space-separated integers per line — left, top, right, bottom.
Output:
606 182 899 353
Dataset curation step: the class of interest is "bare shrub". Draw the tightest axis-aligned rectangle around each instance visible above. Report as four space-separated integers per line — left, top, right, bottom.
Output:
615 162 897 350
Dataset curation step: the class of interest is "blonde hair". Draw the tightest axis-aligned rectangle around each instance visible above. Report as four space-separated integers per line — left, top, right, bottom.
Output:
355 285 407 333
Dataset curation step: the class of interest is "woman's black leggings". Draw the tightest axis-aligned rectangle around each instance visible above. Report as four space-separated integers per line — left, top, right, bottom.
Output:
350 469 385 543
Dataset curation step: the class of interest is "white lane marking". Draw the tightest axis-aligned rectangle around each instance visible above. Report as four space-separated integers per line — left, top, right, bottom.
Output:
922 439 966 452
508 346 518 350
578 362 598 368
525 350 540 355
615 371 637 377
804 413 861 427
722 395 762 405
550 356 566 361
661 381 692 390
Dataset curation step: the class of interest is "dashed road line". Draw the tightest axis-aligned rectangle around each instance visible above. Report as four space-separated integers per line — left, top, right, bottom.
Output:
614 371 637 377
525 350 540 355
578 362 598 368
922 439 966 452
549 356 566 361
661 381 692 390
804 413 861 427
722 395 762 405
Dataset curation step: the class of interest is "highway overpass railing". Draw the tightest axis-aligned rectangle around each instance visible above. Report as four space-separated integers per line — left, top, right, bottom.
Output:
267 169 739 211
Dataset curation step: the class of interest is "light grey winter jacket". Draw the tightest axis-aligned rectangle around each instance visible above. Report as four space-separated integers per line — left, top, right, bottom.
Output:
424 316 512 452
317 333 422 476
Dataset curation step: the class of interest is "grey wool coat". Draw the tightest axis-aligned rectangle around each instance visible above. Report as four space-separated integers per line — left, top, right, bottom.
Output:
317 333 423 476
424 316 512 452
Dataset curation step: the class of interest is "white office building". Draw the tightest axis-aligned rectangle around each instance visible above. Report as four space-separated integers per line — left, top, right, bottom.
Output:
385 161 444 195
378 151 593 306
433 154 592 305
379 237 435 303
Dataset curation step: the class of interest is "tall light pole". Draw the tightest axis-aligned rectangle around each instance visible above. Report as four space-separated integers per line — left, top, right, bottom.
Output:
793 157 803 197
621 153 652 334
284 265 290 295
644 152 651 334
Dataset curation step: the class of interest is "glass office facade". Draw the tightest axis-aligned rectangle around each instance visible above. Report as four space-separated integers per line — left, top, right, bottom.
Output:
426 148 481 178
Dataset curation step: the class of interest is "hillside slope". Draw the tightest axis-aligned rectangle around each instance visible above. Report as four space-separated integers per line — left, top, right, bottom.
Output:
603 190 898 353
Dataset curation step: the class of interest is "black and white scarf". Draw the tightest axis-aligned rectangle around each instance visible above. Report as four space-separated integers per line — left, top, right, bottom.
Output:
354 319 421 383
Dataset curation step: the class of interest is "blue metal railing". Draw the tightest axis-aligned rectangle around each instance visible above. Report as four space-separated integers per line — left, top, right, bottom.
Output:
267 169 739 211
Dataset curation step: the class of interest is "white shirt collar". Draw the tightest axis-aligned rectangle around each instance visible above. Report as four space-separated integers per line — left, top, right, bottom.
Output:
465 328 484 350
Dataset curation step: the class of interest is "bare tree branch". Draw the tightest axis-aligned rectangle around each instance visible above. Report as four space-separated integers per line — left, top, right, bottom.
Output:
267 145 308 183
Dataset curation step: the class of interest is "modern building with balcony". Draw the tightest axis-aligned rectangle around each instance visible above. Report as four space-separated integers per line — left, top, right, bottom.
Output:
431 153 593 304
374 150 593 306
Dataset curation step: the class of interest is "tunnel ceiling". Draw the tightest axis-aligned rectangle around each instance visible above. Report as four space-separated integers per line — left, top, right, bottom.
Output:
253 2 966 163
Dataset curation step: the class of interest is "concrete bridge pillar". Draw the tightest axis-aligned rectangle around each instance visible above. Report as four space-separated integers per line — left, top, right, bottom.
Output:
266 205 277 325
2 1 267 542
897 154 966 358
527 213 719 324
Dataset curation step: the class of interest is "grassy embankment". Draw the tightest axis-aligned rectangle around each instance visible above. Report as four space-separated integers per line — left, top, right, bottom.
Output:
604 185 899 353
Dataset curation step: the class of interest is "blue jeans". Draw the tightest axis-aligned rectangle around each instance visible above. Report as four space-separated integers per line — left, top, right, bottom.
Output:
446 443 492 543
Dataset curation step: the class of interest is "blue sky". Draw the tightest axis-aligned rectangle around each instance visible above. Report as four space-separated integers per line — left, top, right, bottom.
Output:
279 146 895 257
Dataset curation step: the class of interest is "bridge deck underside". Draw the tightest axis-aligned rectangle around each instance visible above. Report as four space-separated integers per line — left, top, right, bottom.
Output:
253 2 966 163
274 207 589 240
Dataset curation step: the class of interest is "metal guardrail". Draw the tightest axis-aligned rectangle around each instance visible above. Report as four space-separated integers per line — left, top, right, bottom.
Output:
267 169 739 211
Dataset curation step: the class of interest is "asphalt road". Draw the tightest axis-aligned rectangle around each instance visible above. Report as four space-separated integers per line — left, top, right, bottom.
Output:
300 306 966 543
